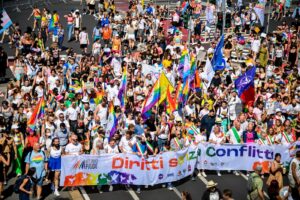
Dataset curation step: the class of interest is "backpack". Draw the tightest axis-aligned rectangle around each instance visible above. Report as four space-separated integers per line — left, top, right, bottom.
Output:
247 173 258 193
14 175 27 193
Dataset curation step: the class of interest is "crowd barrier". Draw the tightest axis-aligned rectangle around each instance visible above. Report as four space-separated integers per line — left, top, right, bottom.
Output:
60 142 300 186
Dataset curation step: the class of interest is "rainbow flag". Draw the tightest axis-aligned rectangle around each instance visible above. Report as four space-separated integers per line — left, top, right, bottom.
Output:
175 82 182 110
141 79 160 120
69 82 82 94
27 97 45 131
166 86 176 115
0 10 13 35
181 79 190 106
106 101 117 139
118 68 127 109
194 69 201 92
95 90 105 105
182 53 191 84
141 72 175 120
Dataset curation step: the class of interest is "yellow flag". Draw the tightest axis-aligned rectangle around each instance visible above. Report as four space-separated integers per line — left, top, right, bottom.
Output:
158 72 175 104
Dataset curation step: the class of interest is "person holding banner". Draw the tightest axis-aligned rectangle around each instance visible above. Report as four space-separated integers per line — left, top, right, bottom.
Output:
132 136 147 193
209 125 226 176
170 132 185 151
119 131 136 153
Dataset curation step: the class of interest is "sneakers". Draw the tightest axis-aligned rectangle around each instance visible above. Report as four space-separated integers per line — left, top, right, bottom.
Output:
167 186 173 191
162 184 166 188
136 188 141 193
201 171 207 177
246 173 250 177
217 172 222 176
54 190 60 196
234 171 240 176
261 175 264 179
109 185 113 192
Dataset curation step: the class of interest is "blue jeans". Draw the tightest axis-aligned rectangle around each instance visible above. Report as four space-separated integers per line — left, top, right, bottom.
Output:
67 24 74 41
58 36 64 48
157 138 167 151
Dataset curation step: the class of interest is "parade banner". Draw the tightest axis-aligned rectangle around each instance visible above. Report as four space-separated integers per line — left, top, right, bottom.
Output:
60 146 198 186
197 142 300 173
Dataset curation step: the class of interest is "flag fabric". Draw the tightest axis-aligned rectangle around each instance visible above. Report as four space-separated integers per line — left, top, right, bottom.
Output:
181 1 189 15
0 9 13 35
166 86 176 115
203 57 215 88
175 82 182 110
146 141 154 153
211 34 226 71
106 101 118 139
141 79 160 120
94 90 105 105
27 97 45 131
158 72 175 104
182 53 191 84
253 0 266 26
194 69 201 92
178 49 189 76
118 68 127 109
141 72 174 120
234 67 256 106
136 142 145 155
69 82 82 93
48 18 55 32
181 79 190 106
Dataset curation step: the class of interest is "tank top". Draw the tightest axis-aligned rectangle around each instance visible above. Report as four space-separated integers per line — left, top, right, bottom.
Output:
50 146 62 158
288 158 300 187
14 133 22 145
67 16 74 24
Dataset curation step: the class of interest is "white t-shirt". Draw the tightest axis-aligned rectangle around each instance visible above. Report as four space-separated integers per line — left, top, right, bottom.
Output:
104 144 119 154
66 107 79 121
119 136 136 153
227 127 243 144
65 143 82 155
48 75 59 90
79 31 88 44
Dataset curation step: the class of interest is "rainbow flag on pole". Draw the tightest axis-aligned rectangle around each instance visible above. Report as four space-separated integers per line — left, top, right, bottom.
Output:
118 68 127 109
166 86 176 115
0 9 13 35
27 97 45 131
95 90 105 105
106 101 117 139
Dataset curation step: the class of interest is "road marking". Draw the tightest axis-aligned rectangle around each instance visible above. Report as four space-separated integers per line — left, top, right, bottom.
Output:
173 187 182 199
240 173 270 200
126 186 140 200
79 186 90 200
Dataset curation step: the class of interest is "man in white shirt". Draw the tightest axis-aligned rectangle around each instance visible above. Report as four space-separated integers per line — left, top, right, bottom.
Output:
48 70 59 91
66 101 79 132
228 91 243 121
119 131 136 153
65 134 82 155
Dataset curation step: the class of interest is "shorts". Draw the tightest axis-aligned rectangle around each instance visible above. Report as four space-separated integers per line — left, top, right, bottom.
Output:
88 4 95 10
36 177 44 186
48 156 61 171
80 44 87 49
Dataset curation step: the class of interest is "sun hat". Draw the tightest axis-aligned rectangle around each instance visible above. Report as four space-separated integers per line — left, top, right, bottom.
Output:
206 180 218 188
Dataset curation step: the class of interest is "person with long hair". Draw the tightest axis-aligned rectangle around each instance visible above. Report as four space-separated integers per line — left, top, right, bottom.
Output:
181 191 192 200
19 167 36 200
0 144 10 199
267 180 281 200
48 137 62 196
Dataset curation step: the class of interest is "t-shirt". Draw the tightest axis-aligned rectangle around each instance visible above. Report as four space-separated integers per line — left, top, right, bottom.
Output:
25 150 47 179
119 136 136 153
65 142 82 155
79 32 88 44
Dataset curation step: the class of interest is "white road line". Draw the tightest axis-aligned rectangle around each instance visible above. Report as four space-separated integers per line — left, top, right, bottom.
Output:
173 187 182 199
126 186 140 200
240 173 270 200
79 186 91 200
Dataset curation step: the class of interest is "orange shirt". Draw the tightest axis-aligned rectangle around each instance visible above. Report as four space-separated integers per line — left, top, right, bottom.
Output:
102 28 112 40
112 38 121 51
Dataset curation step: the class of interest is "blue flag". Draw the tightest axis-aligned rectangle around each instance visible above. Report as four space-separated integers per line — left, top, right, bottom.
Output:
211 35 226 71
234 67 256 105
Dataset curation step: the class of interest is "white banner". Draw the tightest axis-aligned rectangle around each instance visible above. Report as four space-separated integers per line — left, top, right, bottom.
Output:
60 142 300 186
60 146 198 186
197 142 299 173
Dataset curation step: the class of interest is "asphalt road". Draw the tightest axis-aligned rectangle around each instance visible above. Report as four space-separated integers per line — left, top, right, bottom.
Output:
80 171 290 200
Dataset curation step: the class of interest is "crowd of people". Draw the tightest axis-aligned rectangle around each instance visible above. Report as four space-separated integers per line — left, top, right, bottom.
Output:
0 0 299 199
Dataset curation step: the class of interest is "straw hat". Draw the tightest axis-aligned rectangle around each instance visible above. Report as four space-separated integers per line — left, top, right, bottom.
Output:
206 180 218 188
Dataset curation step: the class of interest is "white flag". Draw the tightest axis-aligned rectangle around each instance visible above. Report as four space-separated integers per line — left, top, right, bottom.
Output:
204 57 215 88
